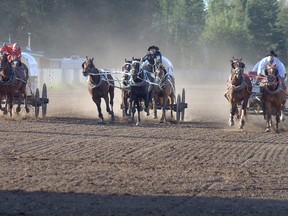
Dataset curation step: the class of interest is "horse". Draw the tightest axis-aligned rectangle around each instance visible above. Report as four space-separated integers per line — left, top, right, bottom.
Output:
262 64 286 132
154 64 175 123
121 59 132 117
227 57 252 129
82 57 115 122
0 53 29 116
129 57 151 125
141 58 157 118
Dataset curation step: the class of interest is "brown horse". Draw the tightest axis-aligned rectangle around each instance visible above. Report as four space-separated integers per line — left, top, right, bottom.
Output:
82 57 115 122
0 53 29 116
121 59 132 117
227 57 252 129
262 64 286 132
154 64 175 123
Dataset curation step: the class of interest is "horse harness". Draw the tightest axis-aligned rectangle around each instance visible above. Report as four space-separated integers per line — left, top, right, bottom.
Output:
87 68 111 89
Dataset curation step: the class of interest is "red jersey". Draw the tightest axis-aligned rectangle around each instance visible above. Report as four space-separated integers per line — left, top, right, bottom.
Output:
0 44 22 62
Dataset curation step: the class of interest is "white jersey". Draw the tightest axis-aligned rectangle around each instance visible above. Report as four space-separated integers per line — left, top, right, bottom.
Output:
257 57 286 78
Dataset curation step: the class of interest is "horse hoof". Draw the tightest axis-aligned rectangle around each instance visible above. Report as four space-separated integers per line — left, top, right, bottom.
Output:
26 108 30 113
16 107 21 113
265 128 270 132
228 121 234 127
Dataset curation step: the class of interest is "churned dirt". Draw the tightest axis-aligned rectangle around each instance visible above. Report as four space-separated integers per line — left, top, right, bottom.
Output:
1 75 288 216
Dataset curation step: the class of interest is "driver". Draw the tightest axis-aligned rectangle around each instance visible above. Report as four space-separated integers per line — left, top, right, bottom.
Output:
141 45 162 73
257 50 286 90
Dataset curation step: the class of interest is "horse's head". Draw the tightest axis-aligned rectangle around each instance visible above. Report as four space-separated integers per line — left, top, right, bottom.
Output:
265 63 278 77
82 56 96 77
122 59 132 85
230 57 245 81
11 56 21 68
0 53 9 70
231 57 245 70
155 63 166 82
131 57 143 81
265 64 278 89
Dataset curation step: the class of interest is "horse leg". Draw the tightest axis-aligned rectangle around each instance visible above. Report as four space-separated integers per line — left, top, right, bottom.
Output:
0 94 4 112
130 97 135 124
239 98 248 129
93 97 103 122
144 94 150 116
275 107 282 133
136 98 141 126
280 104 285 121
123 93 129 116
3 95 8 115
228 103 236 126
16 92 22 114
108 89 115 121
160 95 168 123
265 102 272 132
23 88 30 113
7 93 13 117
153 93 158 119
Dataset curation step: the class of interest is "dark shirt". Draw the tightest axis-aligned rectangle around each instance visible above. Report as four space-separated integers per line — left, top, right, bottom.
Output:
142 51 162 66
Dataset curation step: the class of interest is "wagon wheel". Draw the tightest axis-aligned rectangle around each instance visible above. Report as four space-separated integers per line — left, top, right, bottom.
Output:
42 83 47 118
34 88 40 118
176 94 181 123
181 88 185 121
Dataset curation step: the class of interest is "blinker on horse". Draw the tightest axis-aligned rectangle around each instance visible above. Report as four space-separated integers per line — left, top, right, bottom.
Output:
82 57 115 123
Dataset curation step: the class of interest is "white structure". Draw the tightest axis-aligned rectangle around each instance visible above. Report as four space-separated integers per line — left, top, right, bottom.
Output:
162 56 174 76
22 52 38 76
22 52 38 92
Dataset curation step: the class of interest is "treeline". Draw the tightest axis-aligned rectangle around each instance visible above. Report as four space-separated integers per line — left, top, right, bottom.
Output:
0 0 287 69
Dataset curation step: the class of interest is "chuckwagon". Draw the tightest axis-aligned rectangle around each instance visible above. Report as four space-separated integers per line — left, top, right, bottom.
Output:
0 56 49 118
246 71 288 116
120 56 188 123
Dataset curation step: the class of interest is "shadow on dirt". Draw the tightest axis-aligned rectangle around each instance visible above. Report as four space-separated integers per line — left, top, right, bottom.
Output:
1 190 288 216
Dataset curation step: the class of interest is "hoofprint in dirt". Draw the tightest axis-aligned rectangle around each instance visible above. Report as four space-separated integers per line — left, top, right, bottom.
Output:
0 84 288 215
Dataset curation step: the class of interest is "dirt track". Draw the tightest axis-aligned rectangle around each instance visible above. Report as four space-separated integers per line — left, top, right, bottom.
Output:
1 80 288 215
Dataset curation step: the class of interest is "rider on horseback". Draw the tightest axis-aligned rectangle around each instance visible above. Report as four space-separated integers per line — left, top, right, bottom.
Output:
257 50 287 91
142 45 162 73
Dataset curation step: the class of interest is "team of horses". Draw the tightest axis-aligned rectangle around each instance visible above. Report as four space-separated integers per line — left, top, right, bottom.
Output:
226 57 287 132
82 56 175 126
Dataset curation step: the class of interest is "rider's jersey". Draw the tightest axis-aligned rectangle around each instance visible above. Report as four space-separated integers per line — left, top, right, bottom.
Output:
0 44 21 62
